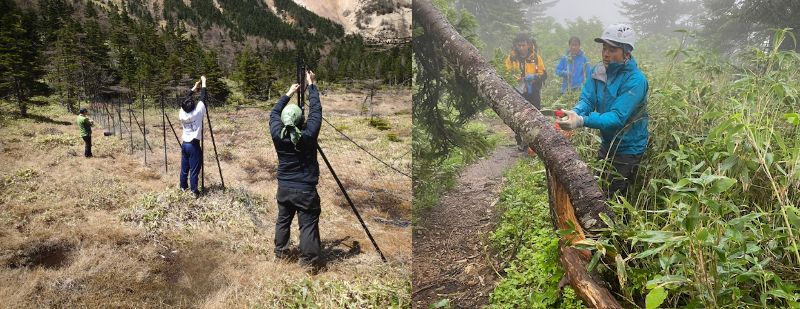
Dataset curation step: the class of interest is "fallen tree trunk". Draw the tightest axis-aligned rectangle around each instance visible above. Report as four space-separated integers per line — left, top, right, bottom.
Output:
413 1 620 307
560 247 622 308
412 0 609 233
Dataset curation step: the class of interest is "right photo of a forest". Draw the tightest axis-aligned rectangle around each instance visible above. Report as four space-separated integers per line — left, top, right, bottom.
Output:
412 0 800 308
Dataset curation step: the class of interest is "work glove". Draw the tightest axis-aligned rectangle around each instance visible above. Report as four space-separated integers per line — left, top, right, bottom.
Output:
524 74 539 82
555 110 583 131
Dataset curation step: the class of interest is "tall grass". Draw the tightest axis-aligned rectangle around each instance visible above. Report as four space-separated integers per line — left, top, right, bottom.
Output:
590 29 800 308
489 29 800 308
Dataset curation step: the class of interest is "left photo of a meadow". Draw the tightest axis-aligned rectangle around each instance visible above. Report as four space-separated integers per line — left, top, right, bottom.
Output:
0 0 412 307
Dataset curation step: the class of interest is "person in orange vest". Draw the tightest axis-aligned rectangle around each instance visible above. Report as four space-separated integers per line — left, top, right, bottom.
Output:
505 32 548 151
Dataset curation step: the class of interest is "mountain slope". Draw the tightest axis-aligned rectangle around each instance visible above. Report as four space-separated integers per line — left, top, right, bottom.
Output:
293 0 411 39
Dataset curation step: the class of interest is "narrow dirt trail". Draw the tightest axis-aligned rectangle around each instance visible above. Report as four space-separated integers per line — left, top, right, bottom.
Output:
412 139 523 308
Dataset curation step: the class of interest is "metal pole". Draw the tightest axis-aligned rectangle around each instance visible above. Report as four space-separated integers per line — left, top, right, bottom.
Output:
103 102 115 135
164 110 181 146
117 96 123 140
162 95 167 173
317 146 387 262
205 97 225 189
142 89 147 165
129 107 154 151
106 102 111 132
128 95 133 155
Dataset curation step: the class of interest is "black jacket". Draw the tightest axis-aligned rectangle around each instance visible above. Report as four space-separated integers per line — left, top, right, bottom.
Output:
269 84 322 190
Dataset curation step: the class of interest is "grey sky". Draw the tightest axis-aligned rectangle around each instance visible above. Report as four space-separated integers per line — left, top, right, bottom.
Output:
544 0 628 26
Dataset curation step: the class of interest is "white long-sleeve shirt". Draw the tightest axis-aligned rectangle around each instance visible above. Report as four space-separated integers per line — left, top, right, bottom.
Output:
179 101 206 142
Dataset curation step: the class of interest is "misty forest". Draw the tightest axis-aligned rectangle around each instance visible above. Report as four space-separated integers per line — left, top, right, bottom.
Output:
413 0 800 308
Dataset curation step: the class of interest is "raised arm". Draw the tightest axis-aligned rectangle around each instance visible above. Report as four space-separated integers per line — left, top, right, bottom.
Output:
303 84 322 140
199 75 207 104
302 70 322 140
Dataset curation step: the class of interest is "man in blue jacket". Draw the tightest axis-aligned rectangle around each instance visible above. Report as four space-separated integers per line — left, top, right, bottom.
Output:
555 36 590 94
269 70 323 268
557 24 648 197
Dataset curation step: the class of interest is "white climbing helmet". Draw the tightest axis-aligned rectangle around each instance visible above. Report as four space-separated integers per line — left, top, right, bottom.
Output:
594 23 637 50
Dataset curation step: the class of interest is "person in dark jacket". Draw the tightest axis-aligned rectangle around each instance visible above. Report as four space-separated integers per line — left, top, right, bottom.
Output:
179 76 207 197
269 70 323 268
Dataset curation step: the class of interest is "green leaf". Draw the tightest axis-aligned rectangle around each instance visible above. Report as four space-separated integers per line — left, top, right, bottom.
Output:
646 275 689 288
615 254 627 290
636 243 668 260
787 206 800 229
767 288 793 300
720 155 738 171
710 177 737 194
645 286 668 309
684 203 700 232
587 250 602 272
784 112 800 126
633 230 685 243
728 213 761 227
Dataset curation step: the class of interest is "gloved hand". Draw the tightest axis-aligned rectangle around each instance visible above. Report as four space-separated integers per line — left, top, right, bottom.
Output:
555 110 583 131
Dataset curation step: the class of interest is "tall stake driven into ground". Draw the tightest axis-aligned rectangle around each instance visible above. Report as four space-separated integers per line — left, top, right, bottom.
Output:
128 97 132 155
141 89 147 165
205 98 225 189
413 0 620 307
162 96 167 173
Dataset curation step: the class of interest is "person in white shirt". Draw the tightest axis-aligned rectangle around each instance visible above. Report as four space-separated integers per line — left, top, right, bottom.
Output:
179 76 207 196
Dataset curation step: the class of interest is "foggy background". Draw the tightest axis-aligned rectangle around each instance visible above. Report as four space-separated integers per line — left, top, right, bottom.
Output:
545 0 627 25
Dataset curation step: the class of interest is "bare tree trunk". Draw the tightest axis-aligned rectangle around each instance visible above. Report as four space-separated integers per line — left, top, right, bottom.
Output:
413 1 621 306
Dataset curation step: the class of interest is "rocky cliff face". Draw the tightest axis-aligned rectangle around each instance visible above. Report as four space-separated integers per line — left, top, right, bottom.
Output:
292 0 411 40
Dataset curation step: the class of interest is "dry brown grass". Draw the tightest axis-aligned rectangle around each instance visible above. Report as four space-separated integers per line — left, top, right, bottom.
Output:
0 88 411 307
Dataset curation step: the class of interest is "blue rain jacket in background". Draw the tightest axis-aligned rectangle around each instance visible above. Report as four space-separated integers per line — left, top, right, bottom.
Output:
556 49 590 93
573 57 649 155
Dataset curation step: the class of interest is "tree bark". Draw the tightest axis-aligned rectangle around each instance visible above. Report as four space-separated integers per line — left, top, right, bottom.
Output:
413 1 621 306
413 0 610 231
561 247 623 309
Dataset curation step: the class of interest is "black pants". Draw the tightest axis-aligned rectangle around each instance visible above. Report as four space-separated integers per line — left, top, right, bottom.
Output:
82 135 92 157
597 148 642 198
274 186 321 266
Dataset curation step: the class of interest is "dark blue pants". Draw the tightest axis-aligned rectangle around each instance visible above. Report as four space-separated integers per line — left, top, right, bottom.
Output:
274 186 321 266
179 140 202 194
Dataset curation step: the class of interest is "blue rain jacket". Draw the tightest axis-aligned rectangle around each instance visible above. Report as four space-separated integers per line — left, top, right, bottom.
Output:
556 49 590 93
573 57 649 155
